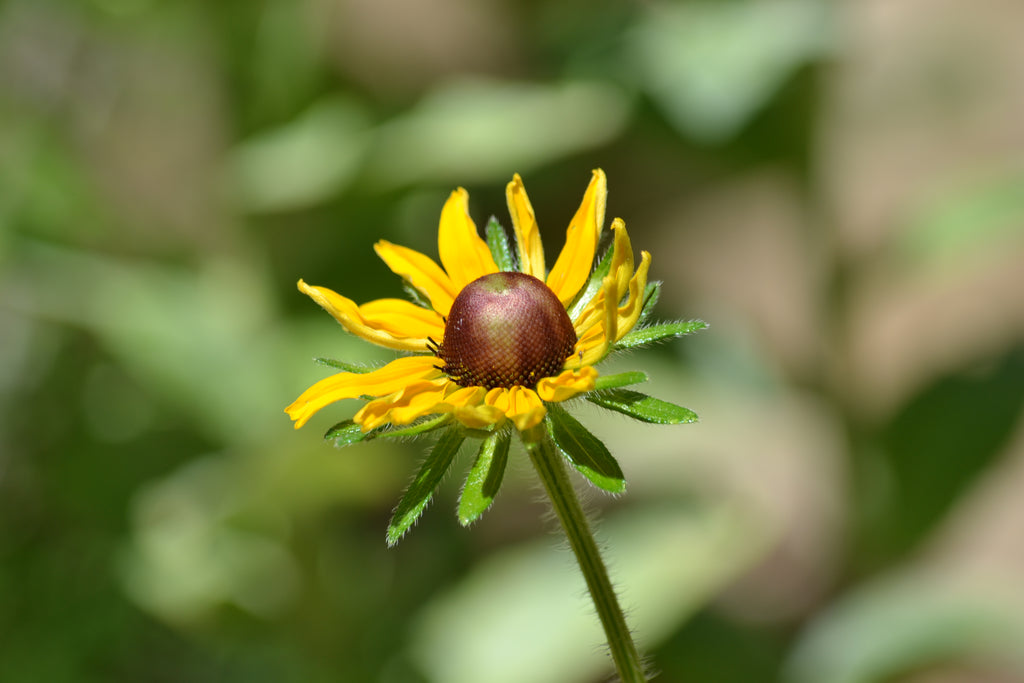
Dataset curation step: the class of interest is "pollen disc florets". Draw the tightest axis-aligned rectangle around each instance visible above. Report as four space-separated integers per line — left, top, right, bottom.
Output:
438 272 577 389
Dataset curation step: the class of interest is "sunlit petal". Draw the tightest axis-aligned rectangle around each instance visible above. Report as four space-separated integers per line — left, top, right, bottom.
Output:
445 386 506 428
438 188 499 289
355 379 451 431
506 174 545 279
298 280 443 351
614 251 651 341
508 386 547 431
374 240 458 316
546 169 607 305
285 356 443 428
606 219 634 297
536 366 598 402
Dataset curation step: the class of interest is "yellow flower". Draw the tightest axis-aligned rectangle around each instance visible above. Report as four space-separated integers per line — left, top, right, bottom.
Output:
285 170 651 433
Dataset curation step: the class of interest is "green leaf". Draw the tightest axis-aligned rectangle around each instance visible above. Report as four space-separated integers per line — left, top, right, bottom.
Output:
636 281 661 326
387 428 465 546
314 357 374 373
485 216 517 272
324 419 376 446
614 319 708 350
546 405 625 493
376 414 452 440
593 371 649 391
588 389 698 425
567 241 615 321
458 430 511 526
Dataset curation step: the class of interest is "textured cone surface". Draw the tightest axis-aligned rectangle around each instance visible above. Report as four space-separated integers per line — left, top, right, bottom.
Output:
440 273 576 388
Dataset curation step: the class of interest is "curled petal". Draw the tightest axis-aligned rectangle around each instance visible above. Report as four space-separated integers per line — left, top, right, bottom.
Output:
449 386 507 428
606 219 634 297
506 174 545 279
508 387 547 431
614 251 651 342
566 223 651 367
286 356 443 429
546 169 607 306
374 241 458 316
438 188 498 289
354 379 451 431
298 280 444 351
484 387 546 431
536 366 598 402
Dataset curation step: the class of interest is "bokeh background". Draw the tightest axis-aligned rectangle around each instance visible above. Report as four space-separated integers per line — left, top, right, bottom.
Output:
3 0 1024 681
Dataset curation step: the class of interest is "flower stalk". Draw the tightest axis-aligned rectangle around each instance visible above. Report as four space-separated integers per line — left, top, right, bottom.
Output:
521 424 648 683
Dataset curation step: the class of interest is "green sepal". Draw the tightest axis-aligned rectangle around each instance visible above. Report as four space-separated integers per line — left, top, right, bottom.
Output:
387 427 465 546
614 319 708 350
546 404 625 493
376 414 453 440
593 371 648 391
325 414 452 448
567 240 615 321
485 216 517 272
636 281 661 326
457 429 511 526
314 357 374 373
402 282 433 310
587 389 698 424
324 419 379 447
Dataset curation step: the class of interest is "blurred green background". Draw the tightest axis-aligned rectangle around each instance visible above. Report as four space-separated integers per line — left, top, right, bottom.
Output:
3 0 1024 681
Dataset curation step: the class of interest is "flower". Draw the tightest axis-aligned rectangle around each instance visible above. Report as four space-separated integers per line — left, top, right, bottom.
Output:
285 169 653 433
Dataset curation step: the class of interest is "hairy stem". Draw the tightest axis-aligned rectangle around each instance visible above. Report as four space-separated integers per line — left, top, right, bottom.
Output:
521 424 647 683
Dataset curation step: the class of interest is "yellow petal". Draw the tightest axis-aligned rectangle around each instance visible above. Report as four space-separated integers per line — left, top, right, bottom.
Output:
546 169 607 306
445 386 506 428
614 250 651 341
452 404 507 429
536 366 598 402
567 260 621 368
571 249 651 367
605 219 634 297
506 174 545 279
354 378 451 431
438 188 498 289
285 356 442 429
508 386 547 431
374 240 458 316
566 219 643 364
298 280 443 351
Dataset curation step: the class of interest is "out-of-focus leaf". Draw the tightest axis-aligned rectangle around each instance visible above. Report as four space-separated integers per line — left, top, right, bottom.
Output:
593 371 648 391
900 170 1024 267
628 0 830 142
615 320 708 350
587 389 698 425
458 430 511 526
866 352 1024 563
785 575 1024 683
231 96 370 212
387 427 464 546
365 80 631 187
485 217 517 272
411 502 770 683
546 405 625 493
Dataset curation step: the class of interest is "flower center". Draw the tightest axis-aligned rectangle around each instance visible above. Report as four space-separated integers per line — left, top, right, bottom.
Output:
438 272 577 389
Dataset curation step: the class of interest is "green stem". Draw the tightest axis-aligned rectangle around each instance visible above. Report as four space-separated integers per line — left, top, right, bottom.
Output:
521 424 647 683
